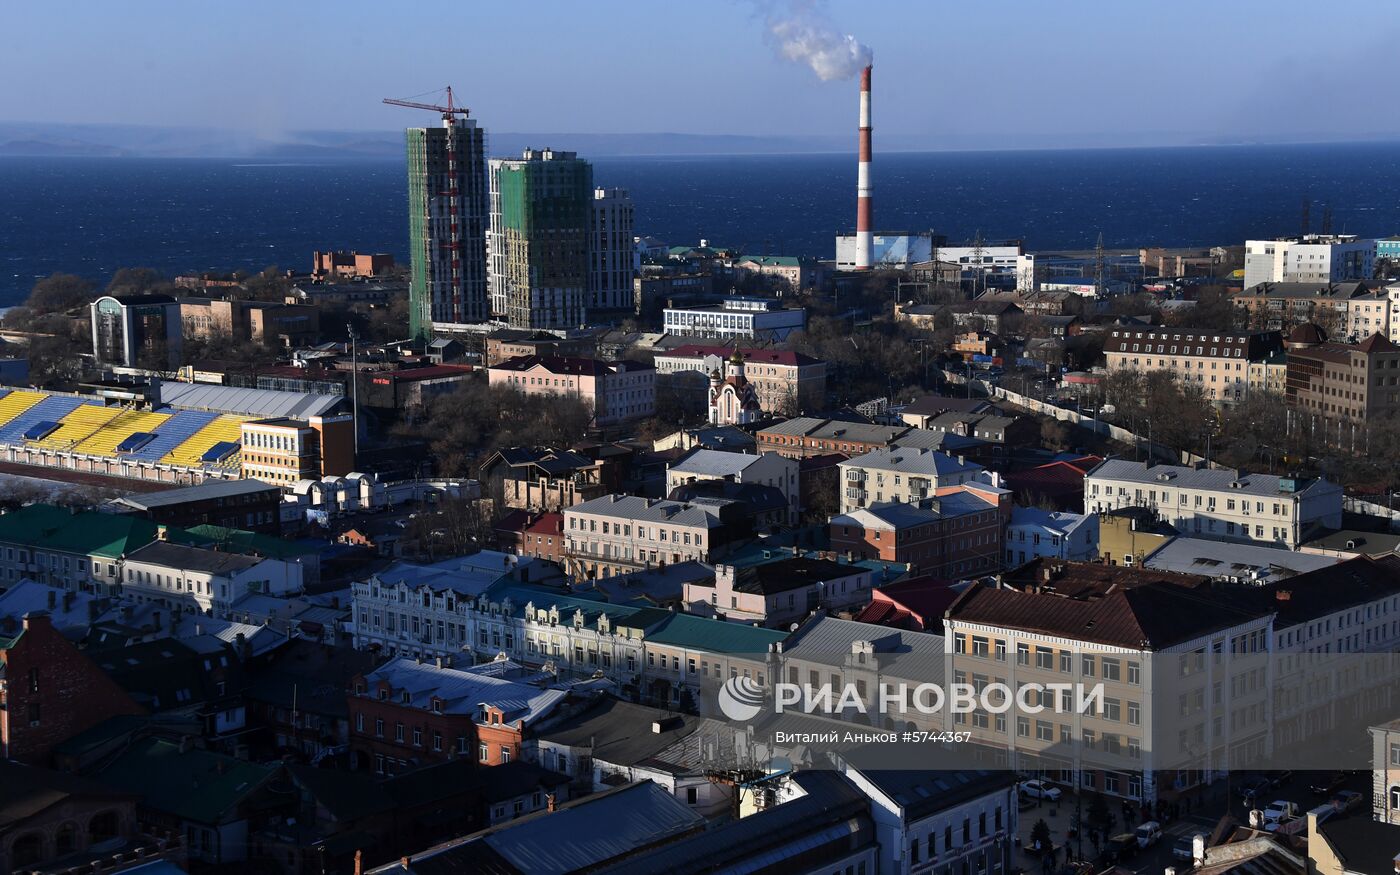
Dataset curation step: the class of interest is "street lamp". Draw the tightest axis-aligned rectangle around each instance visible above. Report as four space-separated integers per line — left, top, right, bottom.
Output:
347 323 359 459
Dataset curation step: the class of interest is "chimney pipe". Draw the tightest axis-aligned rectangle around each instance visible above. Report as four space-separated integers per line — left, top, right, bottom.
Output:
854 65 874 271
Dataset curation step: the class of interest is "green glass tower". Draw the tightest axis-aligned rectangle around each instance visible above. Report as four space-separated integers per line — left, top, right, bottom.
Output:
488 149 593 329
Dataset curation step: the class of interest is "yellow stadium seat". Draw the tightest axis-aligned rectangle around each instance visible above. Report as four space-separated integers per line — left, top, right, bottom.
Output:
28 404 126 450
72 409 172 456
0 391 49 429
161 416 246 468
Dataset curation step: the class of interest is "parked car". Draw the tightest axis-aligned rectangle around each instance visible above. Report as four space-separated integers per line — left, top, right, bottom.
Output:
1103 833 1139 863
1333 791 1363 813
1238 779 1272 804
1310 773 1347 796
1261 801 1299 824
1172 836 1196 861
1020 780 1062 801
1135 822 1162 849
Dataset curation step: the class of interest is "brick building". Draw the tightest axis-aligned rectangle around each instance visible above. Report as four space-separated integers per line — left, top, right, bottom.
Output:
348 656 567 777
0 613 144 764
1285 329 1400 423
518 513 566 564
312 250 395 278
758 417 912 460
828 481 1010 579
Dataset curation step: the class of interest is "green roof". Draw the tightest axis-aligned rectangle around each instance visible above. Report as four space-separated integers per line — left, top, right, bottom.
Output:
0 504 161 560
95 737 275 824
182 525 318 560
738 255 801 267
647 612 787 655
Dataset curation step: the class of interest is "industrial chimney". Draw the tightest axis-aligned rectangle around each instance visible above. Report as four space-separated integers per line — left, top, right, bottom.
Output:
854 64 874 271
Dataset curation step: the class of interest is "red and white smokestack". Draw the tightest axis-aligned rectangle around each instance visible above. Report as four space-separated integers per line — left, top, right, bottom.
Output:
855 65 874 271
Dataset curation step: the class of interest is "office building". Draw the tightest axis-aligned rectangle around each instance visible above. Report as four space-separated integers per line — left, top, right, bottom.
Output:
1243 234 1374 289
1083 460 1342 548
589 187 636 314
405 114 489 335
1102 327 1284 404
90 294 182 369
561 494 737 580
662 298 806 341
1285 329 1400 423
489 149 593 329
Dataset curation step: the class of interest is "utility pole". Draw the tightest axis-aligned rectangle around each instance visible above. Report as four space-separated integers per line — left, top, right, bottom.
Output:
1093 232 1106 300
347 323 360 459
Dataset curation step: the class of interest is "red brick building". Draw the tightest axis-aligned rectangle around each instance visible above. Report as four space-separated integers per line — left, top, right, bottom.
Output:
348 656 567 777
0 613 144 764
519 513 566 564
828 481 1010 579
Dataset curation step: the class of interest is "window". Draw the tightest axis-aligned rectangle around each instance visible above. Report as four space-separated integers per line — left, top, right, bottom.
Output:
1101 658 1121 681
1127 661 1141 685
480 743 490 762
1081 655 1095 677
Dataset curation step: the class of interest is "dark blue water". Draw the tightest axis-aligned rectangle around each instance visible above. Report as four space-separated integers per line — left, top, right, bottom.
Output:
4 142 1400 305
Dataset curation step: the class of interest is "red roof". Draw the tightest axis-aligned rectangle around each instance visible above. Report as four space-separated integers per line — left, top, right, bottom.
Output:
666 345 819 367
854 576 959 632
524 512 564 535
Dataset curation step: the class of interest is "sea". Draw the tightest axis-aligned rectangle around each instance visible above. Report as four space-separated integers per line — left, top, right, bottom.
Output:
4 142 1400 305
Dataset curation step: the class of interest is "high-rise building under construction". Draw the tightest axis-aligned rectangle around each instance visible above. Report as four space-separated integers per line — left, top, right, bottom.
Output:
489 149 593 329
404 115 488 336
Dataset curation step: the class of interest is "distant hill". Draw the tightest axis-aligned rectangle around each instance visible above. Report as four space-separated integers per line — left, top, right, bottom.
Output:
0 121 848 159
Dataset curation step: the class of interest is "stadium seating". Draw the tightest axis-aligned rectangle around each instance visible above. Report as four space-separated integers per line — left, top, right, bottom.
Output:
73 409 173 456
0 396 101 445
124 410 218 461
27 403 126 450
162 416 245 468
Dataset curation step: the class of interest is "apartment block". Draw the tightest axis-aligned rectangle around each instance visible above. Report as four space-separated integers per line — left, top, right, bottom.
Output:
489 149 593 329
406 115 489 335
1005 507 1099 566
561 494 736 580
589 188 636 314
838 447 985 514
1233 280 1388 334
1084 460 1342 548
665 449 798 524
487 355 654 426
1102 327 1284 403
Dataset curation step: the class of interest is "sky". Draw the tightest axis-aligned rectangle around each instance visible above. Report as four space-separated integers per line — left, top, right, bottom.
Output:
4 0 1400 150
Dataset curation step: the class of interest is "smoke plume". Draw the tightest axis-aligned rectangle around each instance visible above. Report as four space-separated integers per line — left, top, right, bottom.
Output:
764 0 873 82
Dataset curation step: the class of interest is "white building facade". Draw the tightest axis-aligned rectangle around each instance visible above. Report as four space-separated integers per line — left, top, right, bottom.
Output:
1084 461 1343 549
1243 235 1374 289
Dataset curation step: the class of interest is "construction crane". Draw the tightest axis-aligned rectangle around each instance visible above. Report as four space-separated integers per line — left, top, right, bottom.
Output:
382 86 469 121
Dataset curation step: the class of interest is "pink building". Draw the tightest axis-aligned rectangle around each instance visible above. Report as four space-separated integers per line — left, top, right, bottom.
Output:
487 355 654 426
